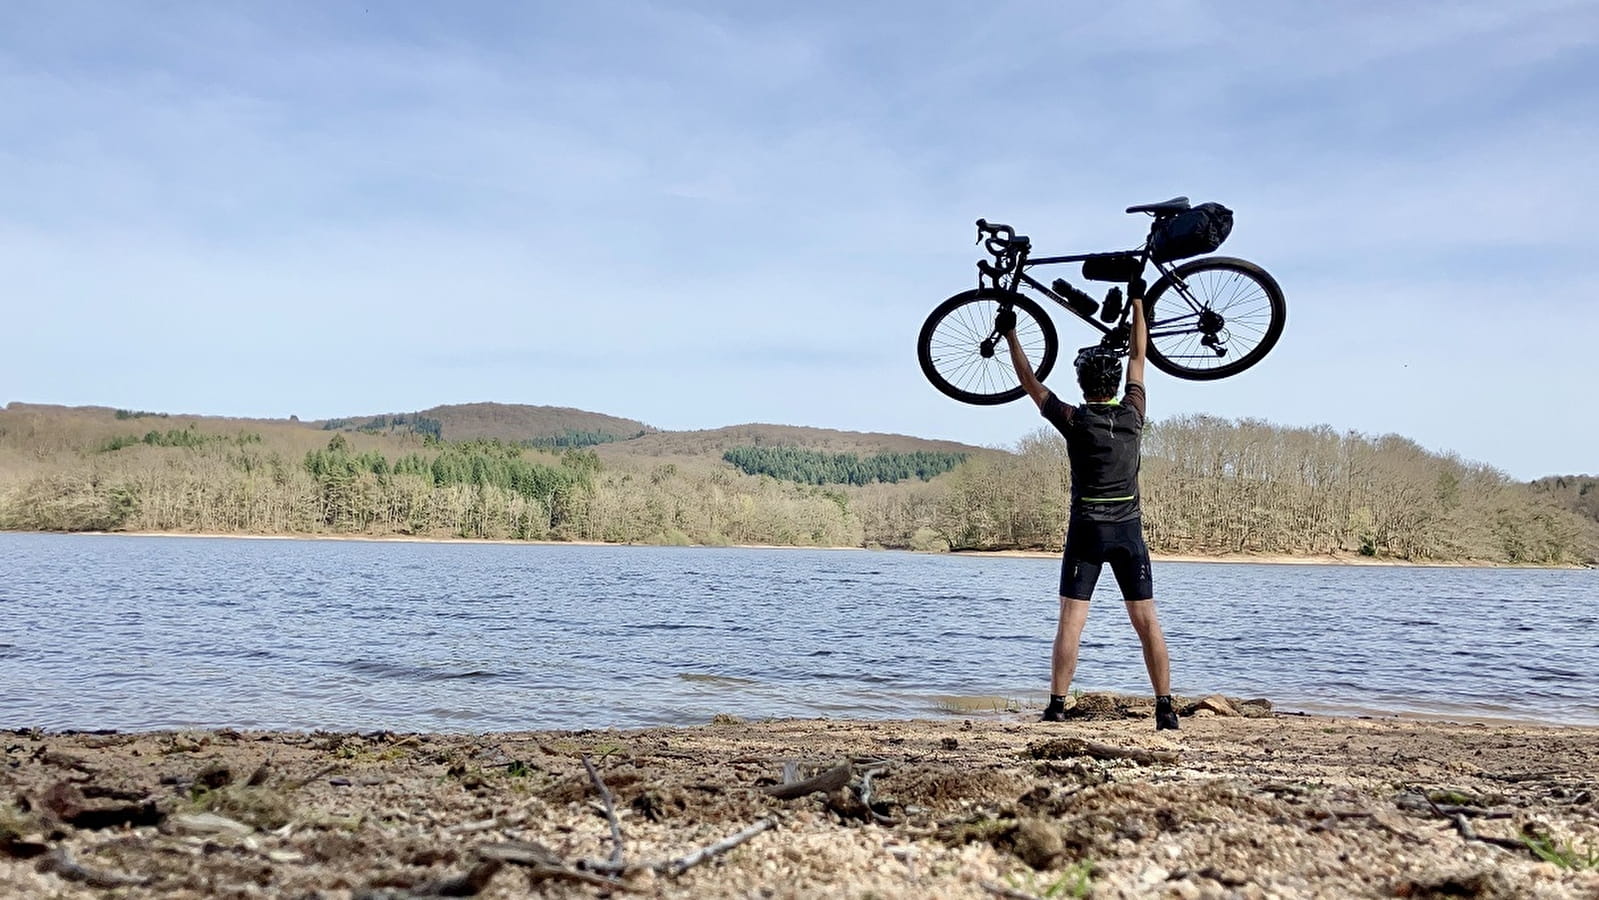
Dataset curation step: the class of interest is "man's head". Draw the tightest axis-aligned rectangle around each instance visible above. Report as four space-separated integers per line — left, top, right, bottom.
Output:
1074 347 1122 401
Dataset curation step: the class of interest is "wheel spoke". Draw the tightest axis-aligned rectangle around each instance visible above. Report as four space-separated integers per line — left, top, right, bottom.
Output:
1143 260 1283 377
920 291 1060 402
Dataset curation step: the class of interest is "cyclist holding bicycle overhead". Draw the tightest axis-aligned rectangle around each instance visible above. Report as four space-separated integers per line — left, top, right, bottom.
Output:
994 279 1179 731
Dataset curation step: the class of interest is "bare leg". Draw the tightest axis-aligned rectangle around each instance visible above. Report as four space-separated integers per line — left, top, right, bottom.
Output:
1051 597 1092 695
1123 599 1171 696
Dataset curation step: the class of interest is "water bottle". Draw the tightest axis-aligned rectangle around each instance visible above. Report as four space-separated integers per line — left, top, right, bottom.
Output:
1100 286 1124 323
1051 278 1099 318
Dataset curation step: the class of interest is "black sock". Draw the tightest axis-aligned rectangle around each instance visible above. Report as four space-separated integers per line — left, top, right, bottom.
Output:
1047 694 1069 709
1156 694 1173 706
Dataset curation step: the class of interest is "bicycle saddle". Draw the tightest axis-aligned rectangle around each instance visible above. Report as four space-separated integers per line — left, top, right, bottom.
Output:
1126 196 1190 215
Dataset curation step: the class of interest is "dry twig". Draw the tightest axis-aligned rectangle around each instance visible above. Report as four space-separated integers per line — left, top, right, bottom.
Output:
288 764 339 791
444 811 528 836
1413 789 1538 857
479 842 636 891
665 815 779 877
1448 812 1533 854
582 753 626 866
980 879 1043 900
857 766 898 825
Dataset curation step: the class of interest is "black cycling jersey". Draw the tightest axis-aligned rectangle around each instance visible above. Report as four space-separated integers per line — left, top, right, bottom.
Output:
1041 381 1145 524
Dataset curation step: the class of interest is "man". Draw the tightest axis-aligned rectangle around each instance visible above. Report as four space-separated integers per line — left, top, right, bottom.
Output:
995 280 1178 730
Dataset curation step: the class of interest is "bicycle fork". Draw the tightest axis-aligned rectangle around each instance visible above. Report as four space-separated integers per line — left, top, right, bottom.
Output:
980 300 1014 360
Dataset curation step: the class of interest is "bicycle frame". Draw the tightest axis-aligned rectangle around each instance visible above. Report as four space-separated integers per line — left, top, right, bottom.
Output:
978 230 1205 349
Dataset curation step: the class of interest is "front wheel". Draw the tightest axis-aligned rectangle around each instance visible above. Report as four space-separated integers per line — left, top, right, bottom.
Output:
918 288 1058 405
1145 257 1286 381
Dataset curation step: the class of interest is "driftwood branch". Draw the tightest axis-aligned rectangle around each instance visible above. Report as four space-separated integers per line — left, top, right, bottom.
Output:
582 754 626 866
762 763 851 800
36 847 147 888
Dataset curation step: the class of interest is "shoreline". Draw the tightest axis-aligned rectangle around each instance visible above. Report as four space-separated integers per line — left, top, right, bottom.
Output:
6 710 1598 898
16 528 1588 569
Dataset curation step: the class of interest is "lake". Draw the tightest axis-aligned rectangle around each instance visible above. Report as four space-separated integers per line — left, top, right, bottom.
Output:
1 533 1594 732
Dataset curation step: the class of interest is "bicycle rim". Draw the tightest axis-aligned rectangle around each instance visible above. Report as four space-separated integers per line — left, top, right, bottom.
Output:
1145 257 1285 381
918 289 1058 405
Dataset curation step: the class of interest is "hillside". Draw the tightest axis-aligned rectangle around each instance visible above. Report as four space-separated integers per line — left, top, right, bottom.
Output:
0 403 415 458
313 402 654 447
600 423 993 459
2 401 1595 564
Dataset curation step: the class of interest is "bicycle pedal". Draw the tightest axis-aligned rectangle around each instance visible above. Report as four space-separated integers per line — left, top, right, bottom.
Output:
1099 287 1123 323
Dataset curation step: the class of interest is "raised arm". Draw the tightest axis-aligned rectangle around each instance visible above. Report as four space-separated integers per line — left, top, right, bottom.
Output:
1126 277 1147 389
996 307 1049 410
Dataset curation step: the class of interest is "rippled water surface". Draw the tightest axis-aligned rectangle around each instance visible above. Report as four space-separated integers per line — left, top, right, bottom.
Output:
2 533 1594 731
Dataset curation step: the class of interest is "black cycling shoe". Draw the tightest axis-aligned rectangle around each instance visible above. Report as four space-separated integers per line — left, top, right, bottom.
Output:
1041 703 1069 722
1155 696 1180 731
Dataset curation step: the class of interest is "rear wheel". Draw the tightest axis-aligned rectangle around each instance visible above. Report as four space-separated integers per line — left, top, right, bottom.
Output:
1145 257 1286 381
917 289 1058 405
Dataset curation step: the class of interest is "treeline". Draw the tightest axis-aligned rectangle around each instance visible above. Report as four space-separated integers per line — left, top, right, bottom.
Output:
1 409 1594 565
525 429 641 450
0 427 856 546
295 436 595 536
323 413 443 440
926 416 1598 564
722 446 967 485
1530 475 1599 526
99 426 262 453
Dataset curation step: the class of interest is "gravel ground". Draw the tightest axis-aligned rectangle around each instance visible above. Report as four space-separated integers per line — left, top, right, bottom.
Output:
4 696 1597 899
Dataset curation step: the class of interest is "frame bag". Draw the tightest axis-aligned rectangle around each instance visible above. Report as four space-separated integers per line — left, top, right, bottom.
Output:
1150 202 1233 263
1080 252 1142 282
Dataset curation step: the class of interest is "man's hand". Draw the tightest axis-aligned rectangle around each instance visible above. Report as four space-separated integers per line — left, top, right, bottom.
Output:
994 307 1017 335
1128 276 1154 321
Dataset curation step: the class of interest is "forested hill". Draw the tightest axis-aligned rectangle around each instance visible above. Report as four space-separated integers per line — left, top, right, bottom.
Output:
1 401 1595 565
312 402 655 448
607 424 987 458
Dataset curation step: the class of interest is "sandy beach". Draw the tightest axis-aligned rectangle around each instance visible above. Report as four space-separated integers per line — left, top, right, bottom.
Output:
4 696 1597 899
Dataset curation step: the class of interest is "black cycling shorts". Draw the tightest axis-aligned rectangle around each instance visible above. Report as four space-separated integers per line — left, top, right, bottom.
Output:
1059 519 1153 601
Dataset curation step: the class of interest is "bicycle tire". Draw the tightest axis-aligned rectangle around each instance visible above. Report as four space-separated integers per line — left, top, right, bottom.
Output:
918 288 1058 405
1144 256 1286 381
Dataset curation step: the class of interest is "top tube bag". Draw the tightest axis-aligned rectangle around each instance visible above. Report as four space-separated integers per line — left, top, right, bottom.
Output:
1150 202 1233 262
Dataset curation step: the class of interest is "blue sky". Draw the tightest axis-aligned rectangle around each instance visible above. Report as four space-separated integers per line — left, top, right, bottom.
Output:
3 1 1595 479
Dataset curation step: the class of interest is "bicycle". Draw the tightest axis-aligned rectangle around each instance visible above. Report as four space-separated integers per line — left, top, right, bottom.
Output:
917 197 1287 405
